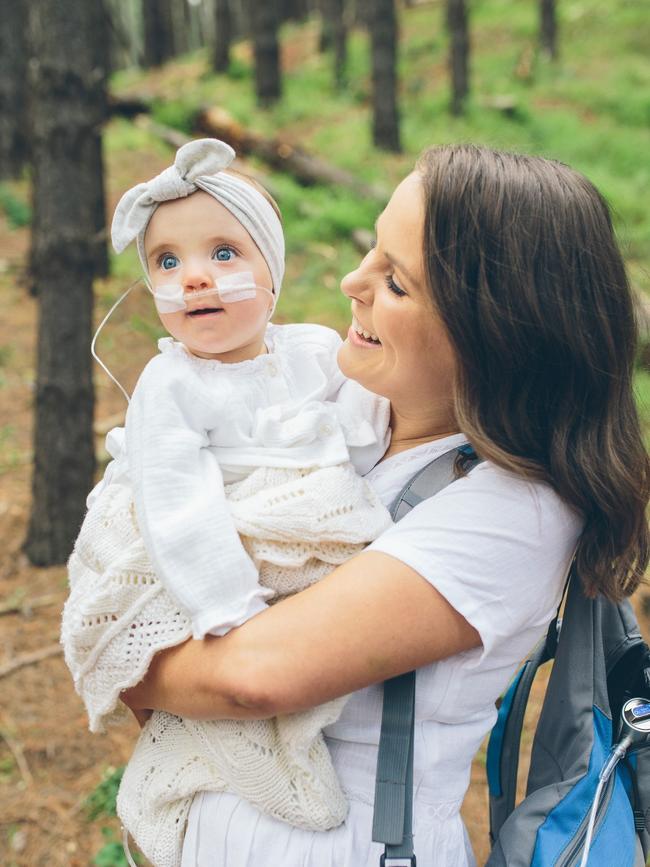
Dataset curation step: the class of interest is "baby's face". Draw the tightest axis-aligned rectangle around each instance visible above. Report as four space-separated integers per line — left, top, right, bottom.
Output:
144 191 274 362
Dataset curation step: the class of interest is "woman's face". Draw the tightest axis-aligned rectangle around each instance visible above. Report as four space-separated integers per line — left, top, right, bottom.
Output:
338 172 457 416
144 191 274 362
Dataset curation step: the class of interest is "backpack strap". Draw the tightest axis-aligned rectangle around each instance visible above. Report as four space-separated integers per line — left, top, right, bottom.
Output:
486 634 554 843
372 443 482 865
486 565 571 844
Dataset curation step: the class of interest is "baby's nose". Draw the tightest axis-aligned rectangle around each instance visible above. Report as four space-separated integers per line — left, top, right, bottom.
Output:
183 260 214 291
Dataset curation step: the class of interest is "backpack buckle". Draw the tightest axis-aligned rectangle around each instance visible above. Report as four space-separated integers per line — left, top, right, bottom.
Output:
379 857 417 866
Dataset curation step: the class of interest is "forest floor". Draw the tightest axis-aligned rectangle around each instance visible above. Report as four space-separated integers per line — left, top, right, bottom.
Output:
2 2 650 864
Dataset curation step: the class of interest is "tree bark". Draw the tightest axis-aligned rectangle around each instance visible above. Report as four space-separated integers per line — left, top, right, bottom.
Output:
142 0 176 67
321 0 348 89
0 0 29 179
352 0 372 28
213 0 232 71
368 0 401 152
447 0 469 116
540 0 558 60
280 0 310 22
251 0 282 107
24 0 107 565
91 2 110 277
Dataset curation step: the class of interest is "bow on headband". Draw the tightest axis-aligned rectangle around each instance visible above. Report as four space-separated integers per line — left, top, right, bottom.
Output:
110 137 285 298
111 138 236 254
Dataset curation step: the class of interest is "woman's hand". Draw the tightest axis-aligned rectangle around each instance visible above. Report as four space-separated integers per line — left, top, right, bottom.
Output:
119 551 481 721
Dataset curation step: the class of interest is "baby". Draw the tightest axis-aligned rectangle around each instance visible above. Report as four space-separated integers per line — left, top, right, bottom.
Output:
61 139 392 867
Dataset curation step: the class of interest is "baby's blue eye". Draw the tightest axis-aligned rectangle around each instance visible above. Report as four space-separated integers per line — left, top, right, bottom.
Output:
214 247 235 262
160 254 178 271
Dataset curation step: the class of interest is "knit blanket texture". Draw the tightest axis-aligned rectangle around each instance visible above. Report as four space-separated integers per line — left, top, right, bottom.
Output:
62 463 391 867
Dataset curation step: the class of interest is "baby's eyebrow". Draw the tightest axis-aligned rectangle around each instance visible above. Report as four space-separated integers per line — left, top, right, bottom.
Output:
146 243 175 263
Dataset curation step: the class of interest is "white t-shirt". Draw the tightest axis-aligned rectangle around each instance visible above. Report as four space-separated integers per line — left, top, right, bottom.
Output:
181 434 583 867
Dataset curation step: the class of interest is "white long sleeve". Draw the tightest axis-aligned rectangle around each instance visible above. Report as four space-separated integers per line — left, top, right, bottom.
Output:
126 351 271 639
120 323 389 639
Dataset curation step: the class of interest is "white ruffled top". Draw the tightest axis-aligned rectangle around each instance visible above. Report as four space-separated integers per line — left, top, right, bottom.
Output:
95 322 390 640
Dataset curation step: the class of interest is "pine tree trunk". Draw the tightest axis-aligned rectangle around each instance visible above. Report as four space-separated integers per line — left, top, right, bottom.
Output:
252 0 282 107
447 0 469 116
280 0 309 22
105 0 141 71
0 0 29 179
91 3 110 277
540 0 558 60
320 0 333 54
142 0 176 67
352 0 372 28
213 0 232 71
321 0 347 88
24 0 107 565
369 0 401 152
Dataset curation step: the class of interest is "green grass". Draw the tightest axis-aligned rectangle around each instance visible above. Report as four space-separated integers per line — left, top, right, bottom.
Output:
84 766 144 866
635 369 650 443
109 0 650 297
0 185 31 229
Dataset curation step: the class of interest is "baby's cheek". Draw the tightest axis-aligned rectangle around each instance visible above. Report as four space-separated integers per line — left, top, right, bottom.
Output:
159 311 187 339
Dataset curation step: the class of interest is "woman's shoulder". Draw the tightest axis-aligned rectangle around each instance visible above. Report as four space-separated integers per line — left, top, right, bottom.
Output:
369 457 582 647
394 459 581 550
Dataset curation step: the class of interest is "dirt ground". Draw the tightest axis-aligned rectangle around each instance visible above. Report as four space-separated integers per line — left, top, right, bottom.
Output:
2 154 650 867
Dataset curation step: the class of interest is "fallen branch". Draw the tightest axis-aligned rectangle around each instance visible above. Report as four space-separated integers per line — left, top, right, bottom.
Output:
0 712 33 787
0 644 63 679
135 115 283 199
134 114 192 150
195 106 389 201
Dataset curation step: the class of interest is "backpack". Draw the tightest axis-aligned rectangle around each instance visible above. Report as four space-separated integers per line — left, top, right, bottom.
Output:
371 446 650 866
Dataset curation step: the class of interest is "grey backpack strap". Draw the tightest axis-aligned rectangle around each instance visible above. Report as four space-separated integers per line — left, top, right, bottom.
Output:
487 634 554 843
372 671 416 865
372 443 481 866
486 575 567 843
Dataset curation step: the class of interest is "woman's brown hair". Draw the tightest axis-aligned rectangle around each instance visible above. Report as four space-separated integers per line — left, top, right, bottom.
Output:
416 144 649 600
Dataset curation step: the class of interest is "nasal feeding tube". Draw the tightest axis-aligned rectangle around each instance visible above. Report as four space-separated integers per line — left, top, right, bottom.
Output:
90 270 275 403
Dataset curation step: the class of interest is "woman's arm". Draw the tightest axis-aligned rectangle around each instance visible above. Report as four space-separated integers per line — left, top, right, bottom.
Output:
121 550 481 720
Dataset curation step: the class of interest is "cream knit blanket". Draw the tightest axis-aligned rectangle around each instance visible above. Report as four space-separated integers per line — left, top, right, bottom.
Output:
62 463 391 867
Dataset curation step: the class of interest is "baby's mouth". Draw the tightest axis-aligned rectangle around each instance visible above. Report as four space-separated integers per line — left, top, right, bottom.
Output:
187 307 224 317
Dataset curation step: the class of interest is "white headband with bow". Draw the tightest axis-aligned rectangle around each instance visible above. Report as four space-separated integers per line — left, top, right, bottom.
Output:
110 138 285 300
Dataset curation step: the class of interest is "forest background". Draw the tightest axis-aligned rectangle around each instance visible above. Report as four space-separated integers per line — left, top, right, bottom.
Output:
0 0 649 864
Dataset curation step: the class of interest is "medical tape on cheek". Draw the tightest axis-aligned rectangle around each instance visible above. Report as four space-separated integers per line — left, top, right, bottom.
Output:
212 271 270 303
148 282 186 313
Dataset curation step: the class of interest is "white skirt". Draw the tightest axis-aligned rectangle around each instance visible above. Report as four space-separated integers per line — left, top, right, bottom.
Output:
181 737 476 867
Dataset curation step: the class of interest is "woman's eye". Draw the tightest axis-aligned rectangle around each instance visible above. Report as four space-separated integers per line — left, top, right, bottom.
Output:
213 246 236 262
385 275 407 297
160 254 178 271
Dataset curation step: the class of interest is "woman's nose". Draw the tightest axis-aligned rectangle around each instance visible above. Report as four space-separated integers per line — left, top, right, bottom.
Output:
340 256 373 304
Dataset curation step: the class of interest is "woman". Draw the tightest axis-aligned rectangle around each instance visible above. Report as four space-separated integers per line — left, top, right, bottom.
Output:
122 145 649 867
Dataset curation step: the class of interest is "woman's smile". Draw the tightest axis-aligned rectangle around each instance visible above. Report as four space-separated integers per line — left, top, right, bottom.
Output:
348 315 381 347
